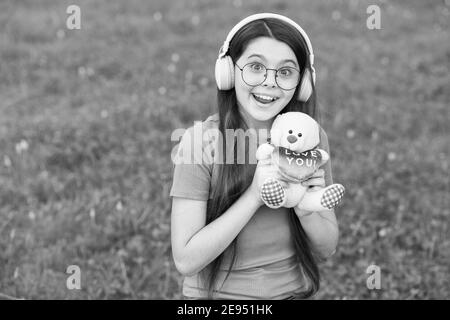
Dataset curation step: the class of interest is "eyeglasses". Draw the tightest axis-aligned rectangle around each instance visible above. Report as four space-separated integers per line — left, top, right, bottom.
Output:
235 62 300 90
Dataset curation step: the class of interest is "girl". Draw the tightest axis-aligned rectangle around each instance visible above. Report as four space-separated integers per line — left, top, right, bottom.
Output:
170 13 339 300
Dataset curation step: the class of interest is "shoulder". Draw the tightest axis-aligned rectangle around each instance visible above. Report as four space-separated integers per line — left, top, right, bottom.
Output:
181 113 219 144
183 113 219 135
205 113 220 125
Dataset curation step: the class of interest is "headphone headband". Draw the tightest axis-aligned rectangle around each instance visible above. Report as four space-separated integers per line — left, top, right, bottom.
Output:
218 13 314 66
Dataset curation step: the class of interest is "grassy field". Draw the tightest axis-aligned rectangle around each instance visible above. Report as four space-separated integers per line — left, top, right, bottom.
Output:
0 0 448 299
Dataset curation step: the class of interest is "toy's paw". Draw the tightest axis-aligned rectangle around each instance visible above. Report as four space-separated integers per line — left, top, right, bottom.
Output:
260 178 286 209
256 143 274 161
320 184 345 209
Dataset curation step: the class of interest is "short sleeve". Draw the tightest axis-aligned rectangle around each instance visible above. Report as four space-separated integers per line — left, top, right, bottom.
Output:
318 127 334 187
169 125 213 201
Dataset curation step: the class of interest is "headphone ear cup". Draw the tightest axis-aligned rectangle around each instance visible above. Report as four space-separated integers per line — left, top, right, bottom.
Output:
297 68 313 102
215 56 235 90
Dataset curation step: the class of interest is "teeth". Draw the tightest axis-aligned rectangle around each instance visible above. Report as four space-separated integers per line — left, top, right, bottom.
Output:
254 94 277 101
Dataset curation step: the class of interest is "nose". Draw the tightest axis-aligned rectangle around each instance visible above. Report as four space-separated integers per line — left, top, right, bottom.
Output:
262 69 277 88
287 135 297 143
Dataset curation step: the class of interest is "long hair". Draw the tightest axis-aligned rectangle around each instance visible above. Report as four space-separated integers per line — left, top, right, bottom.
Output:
201 18 322 299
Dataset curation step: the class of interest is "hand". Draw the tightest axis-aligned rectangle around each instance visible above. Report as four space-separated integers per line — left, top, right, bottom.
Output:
248 159 288 206
301 169 325 192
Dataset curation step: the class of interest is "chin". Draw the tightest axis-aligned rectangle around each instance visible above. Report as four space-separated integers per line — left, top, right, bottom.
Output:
249 109 276 122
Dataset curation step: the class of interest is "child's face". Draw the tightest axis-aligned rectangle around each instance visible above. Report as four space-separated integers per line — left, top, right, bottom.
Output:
234 36 299 123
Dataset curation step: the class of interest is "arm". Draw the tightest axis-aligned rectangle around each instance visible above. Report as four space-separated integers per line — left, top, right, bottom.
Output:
171 157 283 276
171 188 261 276
294 207 339 259
294 127 339 258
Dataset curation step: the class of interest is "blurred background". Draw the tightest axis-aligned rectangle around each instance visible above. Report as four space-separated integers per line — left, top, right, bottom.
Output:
0 0 448 299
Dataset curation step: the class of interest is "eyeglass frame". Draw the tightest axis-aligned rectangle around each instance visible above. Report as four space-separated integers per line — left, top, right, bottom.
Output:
235 62 301 91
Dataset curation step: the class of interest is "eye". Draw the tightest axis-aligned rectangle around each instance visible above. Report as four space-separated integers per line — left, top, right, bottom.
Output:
278 67 292 77
249 62 264 72
288 130 293 134
298 133 302 137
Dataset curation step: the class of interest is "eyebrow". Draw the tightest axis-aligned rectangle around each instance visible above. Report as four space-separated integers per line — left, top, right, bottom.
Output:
246 54 298 68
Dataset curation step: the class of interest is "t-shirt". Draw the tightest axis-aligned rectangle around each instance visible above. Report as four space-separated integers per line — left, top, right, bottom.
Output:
169 113 333 299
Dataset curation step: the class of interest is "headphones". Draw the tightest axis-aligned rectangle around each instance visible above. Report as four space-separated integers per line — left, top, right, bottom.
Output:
215 13 316 102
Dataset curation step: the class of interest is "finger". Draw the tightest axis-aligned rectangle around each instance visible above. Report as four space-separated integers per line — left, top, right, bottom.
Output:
310 169 325 179
302 177 326 187
311 178 326 187
279 180 289 189
257 158 272 166
307 186 322 192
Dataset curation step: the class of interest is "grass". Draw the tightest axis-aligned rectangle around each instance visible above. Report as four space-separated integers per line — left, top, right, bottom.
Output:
0 0 448 299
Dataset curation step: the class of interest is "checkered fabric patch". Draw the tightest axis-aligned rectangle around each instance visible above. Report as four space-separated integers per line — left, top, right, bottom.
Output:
261 178 285 208
320 184 345 209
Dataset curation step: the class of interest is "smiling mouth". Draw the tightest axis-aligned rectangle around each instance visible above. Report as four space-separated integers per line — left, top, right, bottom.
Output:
252 93 279 104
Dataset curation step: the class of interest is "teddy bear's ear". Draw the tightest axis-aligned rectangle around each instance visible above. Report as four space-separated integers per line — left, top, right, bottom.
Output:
302 117 320 150
269 114 286 146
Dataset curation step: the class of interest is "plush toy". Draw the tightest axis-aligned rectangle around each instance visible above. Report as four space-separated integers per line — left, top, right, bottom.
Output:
256 112 345 211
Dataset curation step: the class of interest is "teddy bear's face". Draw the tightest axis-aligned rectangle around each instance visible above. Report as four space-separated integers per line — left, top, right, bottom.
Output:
279 128 306 151
270 112 320 152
